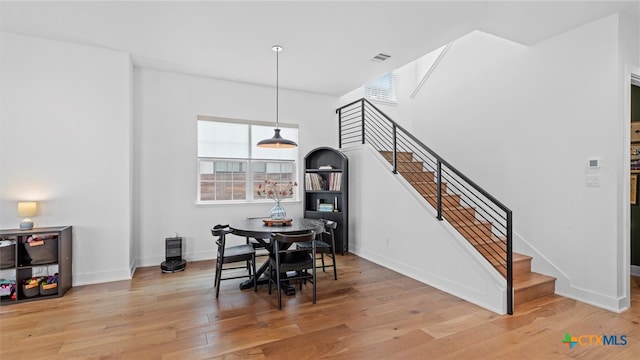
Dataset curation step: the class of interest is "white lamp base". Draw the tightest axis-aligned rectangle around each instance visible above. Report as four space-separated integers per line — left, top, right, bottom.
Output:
20 219 34 230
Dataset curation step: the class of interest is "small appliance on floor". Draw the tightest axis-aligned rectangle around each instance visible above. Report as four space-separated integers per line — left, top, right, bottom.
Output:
161 236 186 273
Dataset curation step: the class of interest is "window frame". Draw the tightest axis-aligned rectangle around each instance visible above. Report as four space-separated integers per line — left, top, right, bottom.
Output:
196 115 299 205
364 71 397 104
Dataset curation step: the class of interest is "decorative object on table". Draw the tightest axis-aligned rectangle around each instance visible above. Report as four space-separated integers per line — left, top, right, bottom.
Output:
256 45 297 149
256 179 298 219
262 218 293 227
17 201 37 230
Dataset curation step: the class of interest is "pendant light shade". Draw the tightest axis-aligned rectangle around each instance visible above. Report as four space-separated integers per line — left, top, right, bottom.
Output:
257 45 298 149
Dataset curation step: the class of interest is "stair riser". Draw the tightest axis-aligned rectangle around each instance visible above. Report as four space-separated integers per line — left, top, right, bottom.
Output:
515 280 556 305
513 258 532 276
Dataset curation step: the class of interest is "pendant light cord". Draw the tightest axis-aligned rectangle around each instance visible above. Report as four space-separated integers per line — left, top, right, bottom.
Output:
276 47 279 129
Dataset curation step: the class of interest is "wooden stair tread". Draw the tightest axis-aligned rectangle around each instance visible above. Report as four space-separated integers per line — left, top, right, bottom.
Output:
513 272 556 289
449 218 492 228
378 149 558 310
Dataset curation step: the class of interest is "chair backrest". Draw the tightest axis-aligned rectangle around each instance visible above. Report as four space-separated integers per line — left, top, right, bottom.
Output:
321 220 336 243
323 219 337 230
211 224 230 237
211 224 230 255
272 231 316 253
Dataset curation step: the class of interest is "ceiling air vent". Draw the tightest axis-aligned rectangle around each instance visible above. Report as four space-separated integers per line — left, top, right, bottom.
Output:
370 53 391 62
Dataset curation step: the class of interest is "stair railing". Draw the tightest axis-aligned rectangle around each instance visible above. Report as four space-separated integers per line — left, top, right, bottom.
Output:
337 98 513 314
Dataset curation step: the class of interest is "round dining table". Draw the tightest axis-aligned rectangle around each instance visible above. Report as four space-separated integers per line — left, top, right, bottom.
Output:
229 217 324 292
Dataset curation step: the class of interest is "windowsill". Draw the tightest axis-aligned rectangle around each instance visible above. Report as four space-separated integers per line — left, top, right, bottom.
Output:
366 98 397 106
195 199 301 206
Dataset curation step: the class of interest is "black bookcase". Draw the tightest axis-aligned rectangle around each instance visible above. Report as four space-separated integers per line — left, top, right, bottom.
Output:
303 147 348 254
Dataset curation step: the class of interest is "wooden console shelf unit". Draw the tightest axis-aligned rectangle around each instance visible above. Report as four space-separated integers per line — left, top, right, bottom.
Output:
0 226 72 304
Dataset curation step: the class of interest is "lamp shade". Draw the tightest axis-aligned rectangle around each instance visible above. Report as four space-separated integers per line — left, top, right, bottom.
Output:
256 128 298 148
17 201 37 217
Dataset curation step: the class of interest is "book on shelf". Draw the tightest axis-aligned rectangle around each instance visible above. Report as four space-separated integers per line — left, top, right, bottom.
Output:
318 165 334 170
318 203 334 212
305 173 326 191
327 172 342 191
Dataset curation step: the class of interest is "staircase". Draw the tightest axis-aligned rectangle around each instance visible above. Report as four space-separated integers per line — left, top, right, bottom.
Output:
380 150 556 309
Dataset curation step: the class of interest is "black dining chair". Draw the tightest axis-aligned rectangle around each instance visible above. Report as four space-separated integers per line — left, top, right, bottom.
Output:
297 219 338 280
268 231 317 310
211 224 257 298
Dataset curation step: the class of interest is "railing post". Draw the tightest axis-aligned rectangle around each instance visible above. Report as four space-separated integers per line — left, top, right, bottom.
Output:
436 160 443 221
506 210 513 315
392 124 398 174
338 108 342 148
361 99 365 145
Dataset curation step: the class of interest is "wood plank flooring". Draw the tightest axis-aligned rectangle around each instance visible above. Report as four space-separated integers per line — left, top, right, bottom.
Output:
1 254 639 359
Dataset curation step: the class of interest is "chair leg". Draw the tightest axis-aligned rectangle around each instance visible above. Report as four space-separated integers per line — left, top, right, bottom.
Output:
215 259 222 299
268 263 272 295
276 267 282 310
332 254 338 280
320 253 326 272
252 255 257 292
312 264 316 305
213 259 218 288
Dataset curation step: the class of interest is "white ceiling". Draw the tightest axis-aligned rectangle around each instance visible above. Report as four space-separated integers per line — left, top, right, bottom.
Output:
1 1 638 96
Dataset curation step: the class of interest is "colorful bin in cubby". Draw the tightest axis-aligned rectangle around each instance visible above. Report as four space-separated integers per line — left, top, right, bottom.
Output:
40 282 58 296
24 238 58 265
22 280 40 298
0 240 16 269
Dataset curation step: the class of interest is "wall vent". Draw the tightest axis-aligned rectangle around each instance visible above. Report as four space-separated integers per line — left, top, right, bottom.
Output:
370 53 391 62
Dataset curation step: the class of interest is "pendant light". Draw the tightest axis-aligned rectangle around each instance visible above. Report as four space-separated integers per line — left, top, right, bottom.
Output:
257 45 298 148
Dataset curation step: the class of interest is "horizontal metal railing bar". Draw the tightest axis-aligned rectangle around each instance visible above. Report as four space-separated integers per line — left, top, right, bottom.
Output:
338 98 513 315
441 167 508 222
395 135 438 171
359 99 511 215
340 112 361 120
341 128 361 137
336 98 367 113
364 126 391 152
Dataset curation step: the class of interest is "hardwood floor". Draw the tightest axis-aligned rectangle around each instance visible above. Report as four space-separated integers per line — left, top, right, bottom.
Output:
1 254 639 359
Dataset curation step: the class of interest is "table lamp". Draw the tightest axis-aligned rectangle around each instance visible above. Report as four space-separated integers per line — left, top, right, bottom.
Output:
18 201 37 230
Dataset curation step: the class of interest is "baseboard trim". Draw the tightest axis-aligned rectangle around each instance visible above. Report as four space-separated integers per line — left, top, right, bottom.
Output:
351 245 506 315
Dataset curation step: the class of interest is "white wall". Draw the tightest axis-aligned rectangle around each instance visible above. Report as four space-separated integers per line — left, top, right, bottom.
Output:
389 14 638 311
0 33 133 285
344 145 507 313
134 68 338 267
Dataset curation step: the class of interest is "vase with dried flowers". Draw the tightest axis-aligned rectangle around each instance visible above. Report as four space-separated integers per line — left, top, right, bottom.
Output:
256 179 298 219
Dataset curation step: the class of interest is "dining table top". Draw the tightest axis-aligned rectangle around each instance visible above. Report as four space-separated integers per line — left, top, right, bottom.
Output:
229 217 324 238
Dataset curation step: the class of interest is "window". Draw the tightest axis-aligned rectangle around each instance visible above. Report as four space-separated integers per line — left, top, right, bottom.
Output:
364 72 397 103
197 116 298 203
